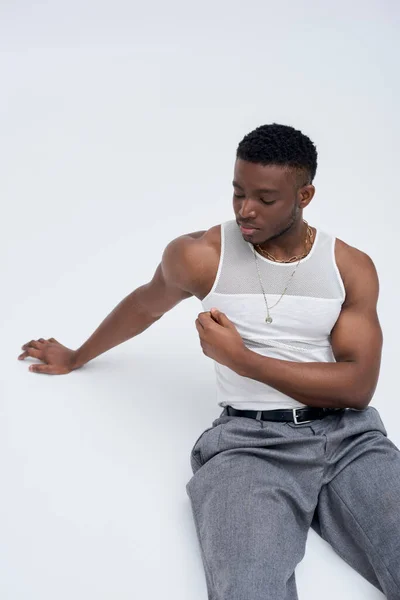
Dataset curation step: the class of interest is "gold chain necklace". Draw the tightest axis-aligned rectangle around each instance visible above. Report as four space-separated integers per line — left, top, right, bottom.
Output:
252 221 314 324
255 221 314 263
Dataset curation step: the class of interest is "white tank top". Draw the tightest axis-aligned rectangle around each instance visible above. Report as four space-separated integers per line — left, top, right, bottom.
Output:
201 219 346 410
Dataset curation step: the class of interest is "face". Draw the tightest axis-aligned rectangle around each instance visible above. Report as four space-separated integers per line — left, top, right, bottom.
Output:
233 159 315 243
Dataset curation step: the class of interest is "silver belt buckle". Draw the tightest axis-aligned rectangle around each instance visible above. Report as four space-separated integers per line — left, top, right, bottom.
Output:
293 408 312 425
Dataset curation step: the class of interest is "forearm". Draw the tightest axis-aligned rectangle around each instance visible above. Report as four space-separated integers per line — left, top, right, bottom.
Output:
234 349 369 410
73 287 160 368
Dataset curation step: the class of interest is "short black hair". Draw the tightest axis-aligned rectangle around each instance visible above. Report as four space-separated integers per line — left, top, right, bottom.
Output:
236 123 318 187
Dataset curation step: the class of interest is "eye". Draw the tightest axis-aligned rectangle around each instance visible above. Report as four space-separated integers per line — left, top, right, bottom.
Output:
233 193 275 206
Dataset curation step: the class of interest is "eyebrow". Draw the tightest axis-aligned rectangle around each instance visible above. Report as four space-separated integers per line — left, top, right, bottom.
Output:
232 180 278 193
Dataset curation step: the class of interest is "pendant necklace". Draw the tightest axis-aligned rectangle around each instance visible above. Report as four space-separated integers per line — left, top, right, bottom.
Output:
251 221 314 324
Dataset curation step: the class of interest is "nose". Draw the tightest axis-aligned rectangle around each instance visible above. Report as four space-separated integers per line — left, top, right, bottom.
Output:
238 200 256 219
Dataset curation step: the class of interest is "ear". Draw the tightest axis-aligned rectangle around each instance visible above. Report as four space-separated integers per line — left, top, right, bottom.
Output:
298 184 315 209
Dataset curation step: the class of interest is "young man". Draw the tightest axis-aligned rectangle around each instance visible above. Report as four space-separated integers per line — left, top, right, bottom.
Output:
18 124 400 599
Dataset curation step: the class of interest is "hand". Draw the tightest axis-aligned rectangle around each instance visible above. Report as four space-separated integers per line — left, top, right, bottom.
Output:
195 308 247 371
17 337 80 375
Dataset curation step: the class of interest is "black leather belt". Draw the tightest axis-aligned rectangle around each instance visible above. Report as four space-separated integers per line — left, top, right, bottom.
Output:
225 405 345 424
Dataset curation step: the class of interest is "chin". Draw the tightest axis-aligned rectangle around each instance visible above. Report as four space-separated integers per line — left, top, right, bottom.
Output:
240 229 265 242
240 230 257 239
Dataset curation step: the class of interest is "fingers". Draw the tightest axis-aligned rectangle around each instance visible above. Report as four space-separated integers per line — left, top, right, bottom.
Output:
17 339 59 373
29 363 56 374
196 311 212 326
18 338 51 360
23 340 45 350
18 339 46 360
18 347 43 360
196 311 213 329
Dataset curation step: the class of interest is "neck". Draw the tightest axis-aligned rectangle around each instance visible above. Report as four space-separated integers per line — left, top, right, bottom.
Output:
256 219 309 262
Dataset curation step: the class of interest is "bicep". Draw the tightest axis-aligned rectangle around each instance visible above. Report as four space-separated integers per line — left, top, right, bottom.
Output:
140 262 193 319
330 252 383 399
135 236 195 319
331 303 382 366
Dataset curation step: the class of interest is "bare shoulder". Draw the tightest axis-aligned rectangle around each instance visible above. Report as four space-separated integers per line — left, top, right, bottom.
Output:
335 237 379 304
163 223 220 260
335 237 378 278
161 224 221 299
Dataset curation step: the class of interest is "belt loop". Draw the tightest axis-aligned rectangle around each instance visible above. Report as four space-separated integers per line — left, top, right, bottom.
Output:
256 411 262 420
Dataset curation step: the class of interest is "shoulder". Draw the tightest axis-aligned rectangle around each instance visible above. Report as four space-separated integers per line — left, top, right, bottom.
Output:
334 237 379 305
335 237 378 280
160 224 221 293
162 224 220 260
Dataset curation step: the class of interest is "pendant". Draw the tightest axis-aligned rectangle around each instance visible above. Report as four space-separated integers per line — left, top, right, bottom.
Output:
265 316 273 323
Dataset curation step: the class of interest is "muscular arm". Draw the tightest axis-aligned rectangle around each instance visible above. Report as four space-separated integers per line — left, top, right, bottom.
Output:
234 246 383 410
18 226 214 374
65 234 200 370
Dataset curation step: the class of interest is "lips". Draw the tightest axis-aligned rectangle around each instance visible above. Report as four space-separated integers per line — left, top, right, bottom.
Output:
238 223 258 229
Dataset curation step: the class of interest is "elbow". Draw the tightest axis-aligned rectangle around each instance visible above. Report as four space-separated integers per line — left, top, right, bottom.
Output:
348 384 376 411
352 395 372 411
339 362 379 410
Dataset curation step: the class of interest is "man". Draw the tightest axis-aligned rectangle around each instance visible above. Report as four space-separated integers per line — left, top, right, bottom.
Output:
18 124 400 599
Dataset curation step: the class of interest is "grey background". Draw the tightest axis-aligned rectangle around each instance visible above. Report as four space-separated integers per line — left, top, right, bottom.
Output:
1 1 399 598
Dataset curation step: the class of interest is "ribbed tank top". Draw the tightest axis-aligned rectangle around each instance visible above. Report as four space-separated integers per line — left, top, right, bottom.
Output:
201 219 346 410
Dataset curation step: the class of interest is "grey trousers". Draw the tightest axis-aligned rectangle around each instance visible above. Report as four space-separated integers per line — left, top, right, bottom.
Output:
185 405 400 599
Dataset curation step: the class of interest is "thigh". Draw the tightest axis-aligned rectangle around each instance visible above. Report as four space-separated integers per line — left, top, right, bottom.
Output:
186 417 323 600
311 409 400 599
